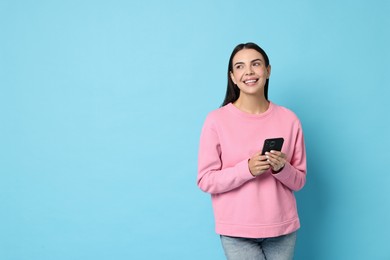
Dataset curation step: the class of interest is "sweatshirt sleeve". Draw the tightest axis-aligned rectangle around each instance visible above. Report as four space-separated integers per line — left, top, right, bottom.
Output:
272 119 307 191
197 116 255 194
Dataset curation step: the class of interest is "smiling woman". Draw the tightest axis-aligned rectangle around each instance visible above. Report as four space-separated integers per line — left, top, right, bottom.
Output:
229 48 271 114
197 42 307 260
223 43 271 106
230 49 270 99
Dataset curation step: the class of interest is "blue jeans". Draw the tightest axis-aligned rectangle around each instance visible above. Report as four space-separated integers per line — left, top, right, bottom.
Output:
220 232 297 260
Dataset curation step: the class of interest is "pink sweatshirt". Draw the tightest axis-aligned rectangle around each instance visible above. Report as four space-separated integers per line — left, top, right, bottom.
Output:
197 102 306 238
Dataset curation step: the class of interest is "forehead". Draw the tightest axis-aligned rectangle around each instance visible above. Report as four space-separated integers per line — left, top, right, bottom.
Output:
233 48 265 63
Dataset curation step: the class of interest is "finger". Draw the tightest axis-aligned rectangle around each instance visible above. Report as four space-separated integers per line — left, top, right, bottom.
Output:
270 158 285 169
270 150 286 159
266 155 284 170
256 159 271 167
258 155 268 161
269 150 282 158
265 152 280 162
267 152 286 164
267 158 278 168
257 164 270 172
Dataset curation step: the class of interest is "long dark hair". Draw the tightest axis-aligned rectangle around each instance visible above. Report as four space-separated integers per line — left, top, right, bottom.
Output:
221 42 270 106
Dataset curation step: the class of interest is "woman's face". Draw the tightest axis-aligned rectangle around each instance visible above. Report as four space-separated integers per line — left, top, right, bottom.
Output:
230 48 271 97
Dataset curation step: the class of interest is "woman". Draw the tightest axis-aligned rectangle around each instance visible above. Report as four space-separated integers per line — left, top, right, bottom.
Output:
197 42 307 260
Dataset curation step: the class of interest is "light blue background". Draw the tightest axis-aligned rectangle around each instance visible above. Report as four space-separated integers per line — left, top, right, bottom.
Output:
1 0 389 259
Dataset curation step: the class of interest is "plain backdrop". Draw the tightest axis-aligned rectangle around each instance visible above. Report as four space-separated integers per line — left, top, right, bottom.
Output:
1 0 389 259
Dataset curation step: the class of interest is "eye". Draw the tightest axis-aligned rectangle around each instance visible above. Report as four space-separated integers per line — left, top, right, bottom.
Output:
253 62 261 66
235 64 244 70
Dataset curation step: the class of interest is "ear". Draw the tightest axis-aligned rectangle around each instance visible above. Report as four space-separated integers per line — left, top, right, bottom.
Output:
267 65 271 79
230 71 237 84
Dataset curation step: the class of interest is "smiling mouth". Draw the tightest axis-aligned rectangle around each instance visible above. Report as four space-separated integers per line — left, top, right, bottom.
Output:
244 79 259 84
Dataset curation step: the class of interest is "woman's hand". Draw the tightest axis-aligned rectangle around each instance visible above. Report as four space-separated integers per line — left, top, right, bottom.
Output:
248 152 271 176
265 150 286 173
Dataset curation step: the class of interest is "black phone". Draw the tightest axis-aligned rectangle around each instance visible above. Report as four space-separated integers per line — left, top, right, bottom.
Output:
261 138 284 155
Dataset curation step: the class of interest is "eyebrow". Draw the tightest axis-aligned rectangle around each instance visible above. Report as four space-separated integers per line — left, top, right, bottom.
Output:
233 59 263 67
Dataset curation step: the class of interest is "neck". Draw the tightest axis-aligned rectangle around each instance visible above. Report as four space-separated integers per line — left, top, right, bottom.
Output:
233 95 269 114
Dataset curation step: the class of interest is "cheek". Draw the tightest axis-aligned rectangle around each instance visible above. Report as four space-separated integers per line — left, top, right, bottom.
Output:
232 71 243 82
257 68 269 77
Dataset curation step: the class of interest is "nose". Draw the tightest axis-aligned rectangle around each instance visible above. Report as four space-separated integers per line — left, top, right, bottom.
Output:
245 66 254 75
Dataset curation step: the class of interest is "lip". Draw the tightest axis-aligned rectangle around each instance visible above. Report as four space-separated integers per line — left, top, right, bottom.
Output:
243 77 259 84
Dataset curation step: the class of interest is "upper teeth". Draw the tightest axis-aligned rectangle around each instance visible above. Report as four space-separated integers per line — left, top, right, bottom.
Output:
245 79 256 83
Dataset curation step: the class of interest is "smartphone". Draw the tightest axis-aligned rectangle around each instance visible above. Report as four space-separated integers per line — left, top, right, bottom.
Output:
261 138 284 155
